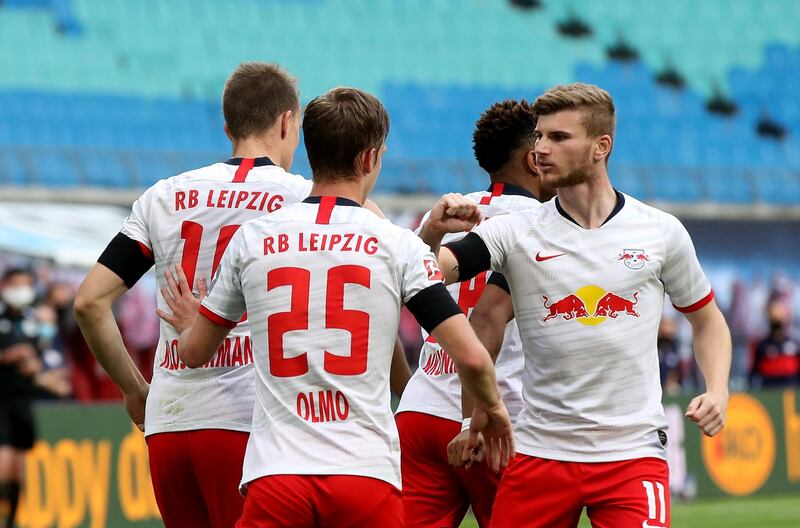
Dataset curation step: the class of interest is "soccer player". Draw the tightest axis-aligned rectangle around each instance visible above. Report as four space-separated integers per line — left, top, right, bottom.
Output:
419 83 732 528
173 87 514 527
395 99 554 528
74 62 313 528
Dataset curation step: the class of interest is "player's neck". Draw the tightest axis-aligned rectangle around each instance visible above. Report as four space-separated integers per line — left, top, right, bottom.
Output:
491 151 541 200
309 177 366 205
231 137 285 169
490 170 537 199
555 175 616 229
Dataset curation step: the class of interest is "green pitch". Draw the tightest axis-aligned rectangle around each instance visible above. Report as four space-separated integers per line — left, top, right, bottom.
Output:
459 494 800 528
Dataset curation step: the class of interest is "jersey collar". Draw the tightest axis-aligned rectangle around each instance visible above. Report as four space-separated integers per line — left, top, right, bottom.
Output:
224 157 275 167
302 196 362 207
485 182 536 199
555 190 625 227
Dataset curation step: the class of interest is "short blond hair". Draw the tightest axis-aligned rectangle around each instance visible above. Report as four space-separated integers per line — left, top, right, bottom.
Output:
533 83 615 139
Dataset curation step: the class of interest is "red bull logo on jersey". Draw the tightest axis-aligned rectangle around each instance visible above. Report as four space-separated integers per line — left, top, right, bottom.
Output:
542 286 639 326
618 249 650 270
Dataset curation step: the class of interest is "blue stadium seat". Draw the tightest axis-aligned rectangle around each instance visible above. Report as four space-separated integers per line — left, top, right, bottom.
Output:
0 1 799 204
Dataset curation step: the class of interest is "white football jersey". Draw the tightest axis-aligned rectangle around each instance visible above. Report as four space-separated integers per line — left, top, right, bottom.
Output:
119 158 312 436
397 183 539 422
470 192 713 462
200 197 448 490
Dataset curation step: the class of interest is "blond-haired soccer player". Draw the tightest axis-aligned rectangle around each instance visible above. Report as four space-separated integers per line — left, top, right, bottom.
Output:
420 83 731 528
396 99 554 528
75 62 313 527
174 87 514 527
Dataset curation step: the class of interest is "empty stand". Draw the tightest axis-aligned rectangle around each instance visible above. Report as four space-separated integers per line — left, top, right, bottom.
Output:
0 0 798 203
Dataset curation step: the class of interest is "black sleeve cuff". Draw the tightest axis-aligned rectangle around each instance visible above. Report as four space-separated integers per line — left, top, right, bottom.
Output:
443 232 491 282
406 283 463 334
98 233 155 288
487 272 510 294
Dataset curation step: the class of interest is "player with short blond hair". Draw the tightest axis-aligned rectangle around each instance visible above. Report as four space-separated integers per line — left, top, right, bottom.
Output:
420 82 731 528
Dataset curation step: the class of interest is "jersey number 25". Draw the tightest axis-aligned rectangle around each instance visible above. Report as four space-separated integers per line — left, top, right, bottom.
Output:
267 265 370 378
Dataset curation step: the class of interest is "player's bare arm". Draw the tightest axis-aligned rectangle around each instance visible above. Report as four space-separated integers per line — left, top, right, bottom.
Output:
448 282 515 469
74 264 149 431
390 337 412 397
430 313 515 472
683 299 732 437
177 315 232 368
418 193 482 284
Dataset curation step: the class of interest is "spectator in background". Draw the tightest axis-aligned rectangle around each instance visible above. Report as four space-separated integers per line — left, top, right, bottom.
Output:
658 317 683 396
42 281 77 346
118 280 160 382
750 302 799 389
32 302 71 399
0 268 43 528
726 280 753 390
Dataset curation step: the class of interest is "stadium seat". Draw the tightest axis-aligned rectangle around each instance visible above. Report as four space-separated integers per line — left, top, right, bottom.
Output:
0 0 799 202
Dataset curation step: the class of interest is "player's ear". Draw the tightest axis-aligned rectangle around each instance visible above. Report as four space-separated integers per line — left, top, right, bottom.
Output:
279 110 294 139
223 123 234 142
594 135 612 162
525 150 538 175
356 147 377 175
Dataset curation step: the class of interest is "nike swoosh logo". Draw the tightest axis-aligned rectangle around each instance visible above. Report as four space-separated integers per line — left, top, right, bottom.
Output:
535 252 565 262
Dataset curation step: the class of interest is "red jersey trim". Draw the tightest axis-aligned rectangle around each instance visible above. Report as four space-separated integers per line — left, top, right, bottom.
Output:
199 305 238 329
479 182 505 205
232 157 256 183
315 196 336 224
673 289 714 313
136 241 154 260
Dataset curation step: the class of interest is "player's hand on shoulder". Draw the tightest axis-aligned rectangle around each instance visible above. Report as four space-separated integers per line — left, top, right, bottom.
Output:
685 389 728 437
447 427 484 469
470 400 515 473
124 382 149 432
424 193 482 237
156 264 207 333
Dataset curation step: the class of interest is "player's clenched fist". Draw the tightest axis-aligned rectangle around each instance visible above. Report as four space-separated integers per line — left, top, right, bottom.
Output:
424 193 482 237
685 390 728 437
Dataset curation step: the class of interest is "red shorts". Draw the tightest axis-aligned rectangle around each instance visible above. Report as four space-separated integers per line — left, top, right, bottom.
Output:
490 454 670 528
146 429 248 528
397 411 501 528
236 474 402 528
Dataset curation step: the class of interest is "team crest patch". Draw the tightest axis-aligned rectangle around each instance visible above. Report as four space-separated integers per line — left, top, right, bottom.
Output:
618 249 649 270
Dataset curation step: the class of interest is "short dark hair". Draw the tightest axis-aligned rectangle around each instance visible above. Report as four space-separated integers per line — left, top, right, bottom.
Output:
2 267 34 283
222 62 299 140
303 87 390 181
473 99 538 173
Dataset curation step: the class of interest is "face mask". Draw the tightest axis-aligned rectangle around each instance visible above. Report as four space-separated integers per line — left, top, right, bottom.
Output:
39 323 57 341
1 285 36 309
